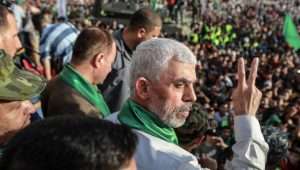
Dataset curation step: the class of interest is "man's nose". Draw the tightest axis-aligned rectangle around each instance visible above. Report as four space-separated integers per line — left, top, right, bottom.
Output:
21 100 36 115
183 85 197 102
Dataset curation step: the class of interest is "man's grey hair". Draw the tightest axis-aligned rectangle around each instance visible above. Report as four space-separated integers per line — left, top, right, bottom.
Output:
129 38 196 96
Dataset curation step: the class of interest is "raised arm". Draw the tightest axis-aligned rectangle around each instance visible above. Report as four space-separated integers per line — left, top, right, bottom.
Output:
228 58 269 170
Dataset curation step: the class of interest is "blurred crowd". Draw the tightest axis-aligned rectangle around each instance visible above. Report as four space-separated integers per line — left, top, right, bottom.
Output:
2 0 300 169
175 1 300 169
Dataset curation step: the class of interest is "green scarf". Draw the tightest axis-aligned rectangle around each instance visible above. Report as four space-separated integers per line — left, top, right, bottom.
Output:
118 99 178 145
59 64 110 117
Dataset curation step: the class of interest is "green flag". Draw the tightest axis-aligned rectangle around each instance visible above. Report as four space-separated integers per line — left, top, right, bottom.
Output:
283 14 300 50
150 0 157 11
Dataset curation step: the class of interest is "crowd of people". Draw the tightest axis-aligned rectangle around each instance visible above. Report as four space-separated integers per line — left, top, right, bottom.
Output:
0 0 299 170
182 1 300 169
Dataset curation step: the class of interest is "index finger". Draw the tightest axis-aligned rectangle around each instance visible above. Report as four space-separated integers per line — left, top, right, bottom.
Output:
247 58 259 87
237 58 246 89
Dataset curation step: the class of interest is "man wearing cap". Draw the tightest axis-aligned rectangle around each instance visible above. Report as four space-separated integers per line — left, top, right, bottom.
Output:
0 49 46 155
0 4 46 156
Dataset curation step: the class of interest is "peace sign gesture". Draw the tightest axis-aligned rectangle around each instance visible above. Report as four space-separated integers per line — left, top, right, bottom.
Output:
232 58 262 116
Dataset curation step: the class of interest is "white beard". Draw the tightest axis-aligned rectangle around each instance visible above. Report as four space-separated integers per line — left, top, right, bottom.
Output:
147 94 192 128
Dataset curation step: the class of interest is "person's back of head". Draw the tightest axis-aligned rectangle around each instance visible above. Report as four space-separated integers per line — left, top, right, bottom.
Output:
124 8 162 49
70 27 116 84
71 27 114 66
0 116 138 170
128 7 162 33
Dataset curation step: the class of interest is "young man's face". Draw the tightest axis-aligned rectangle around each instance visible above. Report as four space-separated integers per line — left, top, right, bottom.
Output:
147 59 197 128
0 13 22 57
0 100 35 143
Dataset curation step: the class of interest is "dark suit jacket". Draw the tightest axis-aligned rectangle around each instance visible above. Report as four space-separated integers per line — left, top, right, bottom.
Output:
41 77 101 118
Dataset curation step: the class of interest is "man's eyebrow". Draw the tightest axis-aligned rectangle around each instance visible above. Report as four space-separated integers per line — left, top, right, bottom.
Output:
173 78 196 84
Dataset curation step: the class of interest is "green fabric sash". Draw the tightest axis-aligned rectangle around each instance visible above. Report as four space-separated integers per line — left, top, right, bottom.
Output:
59 64 110 117
118 99 178 145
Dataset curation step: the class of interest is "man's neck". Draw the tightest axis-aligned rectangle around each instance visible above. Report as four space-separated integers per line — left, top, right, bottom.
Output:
131 97 146 109
131 97 160 119
71 64 95 85
122 28 137 51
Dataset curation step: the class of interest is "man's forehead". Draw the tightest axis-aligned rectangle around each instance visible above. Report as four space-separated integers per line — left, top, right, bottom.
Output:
162 59 197 81
167 59 196 70
0 100 21 111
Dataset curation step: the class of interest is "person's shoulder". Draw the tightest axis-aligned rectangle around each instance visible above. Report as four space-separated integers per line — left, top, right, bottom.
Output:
135 130 191 156
134 130 199 169
113 29 122 39
112 29 125 49
45 76 68 92
43 77 82 101
42 77 70 105
105 112 120 124
63 22 79 32
45 23 56 30
49 22 75 33
42 77 99 117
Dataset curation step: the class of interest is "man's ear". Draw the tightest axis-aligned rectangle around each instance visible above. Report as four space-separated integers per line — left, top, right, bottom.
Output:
135 77 151 100
137 28 146 39
92 52 105 68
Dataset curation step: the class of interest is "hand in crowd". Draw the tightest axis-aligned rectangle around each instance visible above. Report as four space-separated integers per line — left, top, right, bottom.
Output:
232 58 262 116
198 154 218 170
211 136 228 149
182 136 205 152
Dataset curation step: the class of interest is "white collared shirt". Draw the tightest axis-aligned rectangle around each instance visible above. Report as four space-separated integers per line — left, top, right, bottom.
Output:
106 114 269 170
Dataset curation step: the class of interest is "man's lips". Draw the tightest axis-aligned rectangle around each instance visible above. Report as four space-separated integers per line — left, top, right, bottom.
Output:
178 111 190 118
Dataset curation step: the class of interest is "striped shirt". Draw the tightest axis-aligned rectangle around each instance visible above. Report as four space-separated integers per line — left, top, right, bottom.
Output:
40 22 79 64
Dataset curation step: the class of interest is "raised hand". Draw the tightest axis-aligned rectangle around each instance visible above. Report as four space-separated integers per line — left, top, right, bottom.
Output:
231 58 262 116
198 154 218 170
